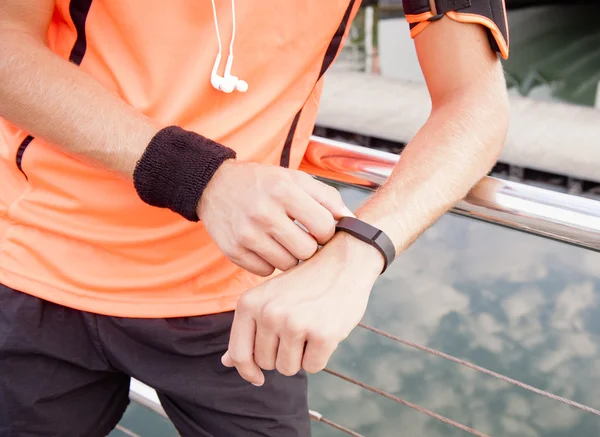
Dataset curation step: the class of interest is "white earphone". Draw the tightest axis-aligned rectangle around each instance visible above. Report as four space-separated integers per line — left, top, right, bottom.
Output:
211 0 248 94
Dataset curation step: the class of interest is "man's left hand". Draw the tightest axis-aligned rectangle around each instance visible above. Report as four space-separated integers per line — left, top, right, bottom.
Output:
221 233 384 385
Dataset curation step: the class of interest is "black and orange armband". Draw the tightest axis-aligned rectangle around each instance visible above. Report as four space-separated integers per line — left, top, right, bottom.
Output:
402 0 509 60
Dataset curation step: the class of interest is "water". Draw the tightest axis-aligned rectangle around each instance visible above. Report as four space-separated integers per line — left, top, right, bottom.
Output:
310 186 600 436
114 185 600 436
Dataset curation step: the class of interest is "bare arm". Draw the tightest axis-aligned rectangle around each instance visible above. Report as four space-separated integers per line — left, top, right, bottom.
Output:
224 17 510 386
355 17 509 257
0 0 156 177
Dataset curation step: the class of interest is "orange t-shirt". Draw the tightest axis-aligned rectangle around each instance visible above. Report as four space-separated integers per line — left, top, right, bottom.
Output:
0 0 361 317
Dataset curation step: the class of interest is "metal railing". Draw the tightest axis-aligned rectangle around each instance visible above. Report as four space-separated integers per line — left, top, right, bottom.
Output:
301 136 600 252
127 136 600 435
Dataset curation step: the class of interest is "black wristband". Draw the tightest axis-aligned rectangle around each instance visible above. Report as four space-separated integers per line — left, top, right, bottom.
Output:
133 126 236 221
335 217 396 274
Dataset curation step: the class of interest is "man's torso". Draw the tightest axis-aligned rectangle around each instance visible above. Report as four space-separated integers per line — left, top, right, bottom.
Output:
0 0 360 317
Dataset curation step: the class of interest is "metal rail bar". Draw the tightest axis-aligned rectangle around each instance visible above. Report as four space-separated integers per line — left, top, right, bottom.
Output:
115 424 142 437
129 379 167 417
128 380 359 435
300 136 600 252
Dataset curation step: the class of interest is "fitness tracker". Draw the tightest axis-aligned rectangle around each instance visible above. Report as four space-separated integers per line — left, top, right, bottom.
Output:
335 217 396 274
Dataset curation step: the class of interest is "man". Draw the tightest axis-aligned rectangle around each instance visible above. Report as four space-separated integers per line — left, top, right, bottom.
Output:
0 0 509 436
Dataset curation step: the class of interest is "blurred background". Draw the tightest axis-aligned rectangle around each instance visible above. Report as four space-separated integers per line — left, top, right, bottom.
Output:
316 0 600 199
337 0 600 107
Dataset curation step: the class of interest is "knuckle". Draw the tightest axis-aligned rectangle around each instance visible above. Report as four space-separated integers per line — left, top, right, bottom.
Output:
255 356 276 371
277 362 300 377
237 293 257 313
264 218 283 235
279 257 299 271
224 245 243 262
261 303 285 329
284 317 308 338
255 264 275 277
291 170 312 183
309 330 335 345
227 350 246 365
270 178 292 201
303 360 326 374
296 240 318 261
237 228 258 247
311 218 335 242
249 203 273 225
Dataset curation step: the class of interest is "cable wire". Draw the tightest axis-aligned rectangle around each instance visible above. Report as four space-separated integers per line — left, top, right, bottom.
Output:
324 368 491 437
310 410 366 437
359 323 600 417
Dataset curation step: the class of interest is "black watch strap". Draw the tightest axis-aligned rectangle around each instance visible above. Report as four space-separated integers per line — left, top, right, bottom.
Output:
335 217 396 274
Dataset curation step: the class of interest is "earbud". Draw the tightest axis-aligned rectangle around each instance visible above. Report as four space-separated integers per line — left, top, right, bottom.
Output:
235 79 249 92
221 77 248 93
210 0 248 94
212 54 248 94
221 55 248 93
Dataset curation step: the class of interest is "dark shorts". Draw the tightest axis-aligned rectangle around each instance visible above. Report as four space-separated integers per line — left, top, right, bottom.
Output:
0 284 310 437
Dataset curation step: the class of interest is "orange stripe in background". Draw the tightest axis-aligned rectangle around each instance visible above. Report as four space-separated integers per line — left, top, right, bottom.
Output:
445 11 509 60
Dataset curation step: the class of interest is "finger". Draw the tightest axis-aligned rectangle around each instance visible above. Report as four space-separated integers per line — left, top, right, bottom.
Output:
293 173 352 219
301 336 339 374
227 306 265 386
229 248 275 277
283 188 337 245
248 236 299 272
221 350 235 367
275 332 306 377
254 326 280 370
269 219 318 261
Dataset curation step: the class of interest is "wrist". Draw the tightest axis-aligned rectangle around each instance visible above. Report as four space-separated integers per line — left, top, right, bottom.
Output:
323 232 385 280
334 216 397 274
196 158 237 221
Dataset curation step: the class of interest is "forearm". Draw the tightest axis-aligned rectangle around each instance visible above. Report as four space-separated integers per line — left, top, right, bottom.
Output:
356 84 509 254
0 29 157 177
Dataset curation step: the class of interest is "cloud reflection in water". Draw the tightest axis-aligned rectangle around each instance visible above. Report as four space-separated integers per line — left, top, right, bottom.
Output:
309 187 600 437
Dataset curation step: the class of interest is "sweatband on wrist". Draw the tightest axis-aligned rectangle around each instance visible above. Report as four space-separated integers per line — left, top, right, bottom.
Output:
133 126 236 222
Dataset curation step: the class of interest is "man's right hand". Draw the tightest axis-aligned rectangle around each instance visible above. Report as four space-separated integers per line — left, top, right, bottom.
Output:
197 160 352 276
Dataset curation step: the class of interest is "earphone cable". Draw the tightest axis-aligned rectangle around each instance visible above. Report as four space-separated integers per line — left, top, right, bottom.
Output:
211 0 223 57
229 0 236 56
